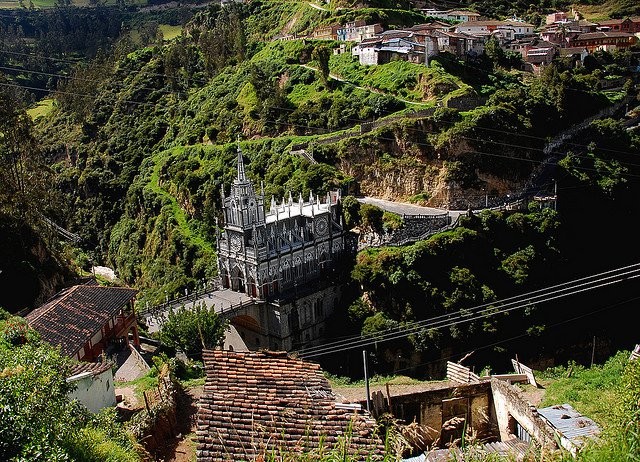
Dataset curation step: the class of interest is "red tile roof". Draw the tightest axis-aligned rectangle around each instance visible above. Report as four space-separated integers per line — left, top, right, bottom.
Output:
196 350 387 461
576 31 636 40
26 285 137 357
68 360 113 378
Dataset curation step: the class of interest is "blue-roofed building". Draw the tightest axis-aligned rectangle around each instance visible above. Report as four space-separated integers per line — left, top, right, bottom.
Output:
536 404 601 457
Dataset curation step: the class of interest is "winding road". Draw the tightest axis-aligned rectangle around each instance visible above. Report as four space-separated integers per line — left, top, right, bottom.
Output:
357 196 465 220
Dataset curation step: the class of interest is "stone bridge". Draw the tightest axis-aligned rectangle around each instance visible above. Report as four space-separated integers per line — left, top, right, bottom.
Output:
141 289 276 351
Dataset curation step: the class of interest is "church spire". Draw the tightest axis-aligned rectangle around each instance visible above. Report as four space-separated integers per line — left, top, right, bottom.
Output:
236 136 246 183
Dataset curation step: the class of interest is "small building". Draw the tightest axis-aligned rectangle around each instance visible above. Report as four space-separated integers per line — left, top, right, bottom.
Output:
570 31 638 52
455 20 536 40
26 284 139 361
408 21 454 33
558 46 589 66
66 361 116 413
337 21 383 42
352 36 430 65
377 37 426 64
312 23 340 40
433 30 472 56
546 12 571 25
596 17 640 34
422 9 482 23
195 350 386 461
352 37 384 65
539 24 582 46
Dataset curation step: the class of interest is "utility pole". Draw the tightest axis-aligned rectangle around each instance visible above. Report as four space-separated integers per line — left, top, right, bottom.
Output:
553 178 557 211
363 350 371 413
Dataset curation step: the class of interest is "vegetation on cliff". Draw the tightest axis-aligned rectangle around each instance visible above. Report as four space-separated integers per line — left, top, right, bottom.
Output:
0 1 638 373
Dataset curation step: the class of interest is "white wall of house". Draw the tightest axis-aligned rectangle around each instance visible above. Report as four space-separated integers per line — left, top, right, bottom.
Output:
90 329 102 347
358 46 379 65
67 368 116 413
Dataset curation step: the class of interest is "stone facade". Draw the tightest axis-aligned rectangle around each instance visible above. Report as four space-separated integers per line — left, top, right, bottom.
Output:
216 145 353 350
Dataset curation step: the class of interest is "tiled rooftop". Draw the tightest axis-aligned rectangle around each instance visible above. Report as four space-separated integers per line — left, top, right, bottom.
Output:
196 350 387 461
68 360 113 378
25 285 137 357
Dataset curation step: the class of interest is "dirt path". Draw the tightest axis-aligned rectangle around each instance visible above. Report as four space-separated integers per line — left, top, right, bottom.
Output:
115 385 142 410
154 384 203 462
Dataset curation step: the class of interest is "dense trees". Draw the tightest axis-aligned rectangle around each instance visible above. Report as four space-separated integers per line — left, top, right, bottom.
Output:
0 311 141 461
3 0 636 378
157 303 228 359
0 81 72 311
349 208 565 372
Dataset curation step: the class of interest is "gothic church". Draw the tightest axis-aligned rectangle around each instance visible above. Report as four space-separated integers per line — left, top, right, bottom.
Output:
216 145 354 350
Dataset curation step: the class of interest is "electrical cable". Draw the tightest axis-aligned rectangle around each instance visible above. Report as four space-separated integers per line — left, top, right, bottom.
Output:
296 262 640 359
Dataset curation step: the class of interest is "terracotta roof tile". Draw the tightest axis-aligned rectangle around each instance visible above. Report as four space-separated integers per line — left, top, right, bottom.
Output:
25 285 137 357
68 360 114 377
196 350 387 461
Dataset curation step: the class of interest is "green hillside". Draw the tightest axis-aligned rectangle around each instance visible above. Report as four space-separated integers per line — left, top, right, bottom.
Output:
0 0 637 369
1 1 640 460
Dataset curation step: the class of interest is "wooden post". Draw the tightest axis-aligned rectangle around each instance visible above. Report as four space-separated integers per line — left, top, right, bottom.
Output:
385 382 392 415
143 391 150 413
363 350 371 413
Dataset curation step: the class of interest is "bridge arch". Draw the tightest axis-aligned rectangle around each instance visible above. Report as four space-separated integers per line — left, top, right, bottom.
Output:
230 314 266 350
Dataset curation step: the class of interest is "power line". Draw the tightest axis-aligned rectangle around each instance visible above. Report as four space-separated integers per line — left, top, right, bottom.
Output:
3 47 635 160
388 293 640 376
3 77 634 187
0 81 156 107
296 262 640 359
3 55 638 181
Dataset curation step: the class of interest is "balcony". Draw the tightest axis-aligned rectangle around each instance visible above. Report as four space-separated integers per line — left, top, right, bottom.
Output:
113 312 137 339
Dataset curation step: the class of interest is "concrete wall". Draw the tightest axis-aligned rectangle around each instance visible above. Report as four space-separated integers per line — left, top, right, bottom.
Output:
490 377 557 448
223 282 345 351
273 283 344 351
67 368 116 413
384 382 494 446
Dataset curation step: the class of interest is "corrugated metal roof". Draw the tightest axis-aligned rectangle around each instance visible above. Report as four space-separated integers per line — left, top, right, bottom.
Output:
537 404 601 449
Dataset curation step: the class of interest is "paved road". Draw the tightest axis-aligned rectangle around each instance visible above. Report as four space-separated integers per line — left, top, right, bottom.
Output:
357 196 465 220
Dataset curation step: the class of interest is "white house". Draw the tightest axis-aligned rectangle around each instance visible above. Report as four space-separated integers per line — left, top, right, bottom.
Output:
67 361 116 413
455 20 536 40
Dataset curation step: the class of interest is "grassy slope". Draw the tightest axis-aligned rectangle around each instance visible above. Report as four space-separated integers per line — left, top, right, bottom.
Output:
27 98 54 121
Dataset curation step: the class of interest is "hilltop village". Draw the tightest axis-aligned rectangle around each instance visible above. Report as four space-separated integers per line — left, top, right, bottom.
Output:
285 8 638 73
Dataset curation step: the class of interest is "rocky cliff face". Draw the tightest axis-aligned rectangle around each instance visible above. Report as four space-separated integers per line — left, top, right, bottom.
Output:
335 121 527 208
0 218 74 313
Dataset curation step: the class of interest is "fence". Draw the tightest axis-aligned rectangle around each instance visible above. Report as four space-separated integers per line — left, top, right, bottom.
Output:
141 373 173 412
446 361 481 384
138 279 221 318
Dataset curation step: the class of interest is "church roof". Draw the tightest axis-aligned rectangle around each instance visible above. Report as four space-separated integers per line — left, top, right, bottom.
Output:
266 192 337 223
196 349 386 461
25 285 137 357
